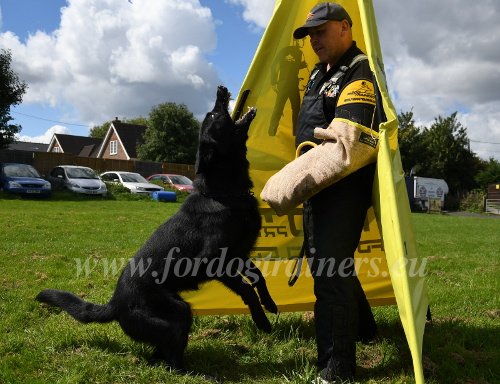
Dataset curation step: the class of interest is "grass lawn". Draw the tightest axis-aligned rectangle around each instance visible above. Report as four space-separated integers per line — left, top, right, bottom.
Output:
0 195 498 383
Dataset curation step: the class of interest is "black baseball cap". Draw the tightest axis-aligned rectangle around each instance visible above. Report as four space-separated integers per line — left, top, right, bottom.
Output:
293 2 353 39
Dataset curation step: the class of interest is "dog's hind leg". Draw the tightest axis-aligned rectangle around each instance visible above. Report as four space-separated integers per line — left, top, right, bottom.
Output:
117 297 191 370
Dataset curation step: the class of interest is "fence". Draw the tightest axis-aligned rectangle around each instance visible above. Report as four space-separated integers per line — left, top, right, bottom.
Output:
485 199 500 215
0 150 195 179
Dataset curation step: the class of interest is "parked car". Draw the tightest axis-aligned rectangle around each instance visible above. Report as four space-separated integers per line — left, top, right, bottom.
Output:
48 165 107 196
147 174 194 193
100 171 164 194
0 163 51 196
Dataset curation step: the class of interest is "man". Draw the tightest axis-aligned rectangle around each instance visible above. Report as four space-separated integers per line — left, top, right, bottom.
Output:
293 3 380 383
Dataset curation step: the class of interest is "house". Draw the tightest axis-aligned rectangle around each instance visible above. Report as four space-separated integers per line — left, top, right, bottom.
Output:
46 119 147 160
47 134 103 157
8 141 49 152
97 119 146 160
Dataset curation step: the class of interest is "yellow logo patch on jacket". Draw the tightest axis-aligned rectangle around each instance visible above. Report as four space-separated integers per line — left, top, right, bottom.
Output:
337 80 376 106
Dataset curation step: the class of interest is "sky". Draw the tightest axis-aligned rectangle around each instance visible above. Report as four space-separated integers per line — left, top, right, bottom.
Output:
1 0 499 160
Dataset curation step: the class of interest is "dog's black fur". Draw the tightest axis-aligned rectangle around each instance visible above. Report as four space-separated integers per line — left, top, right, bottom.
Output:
36 85 277 371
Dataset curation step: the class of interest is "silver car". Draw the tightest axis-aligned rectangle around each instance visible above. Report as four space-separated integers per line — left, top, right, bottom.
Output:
48 165 107 196
100 171 164 194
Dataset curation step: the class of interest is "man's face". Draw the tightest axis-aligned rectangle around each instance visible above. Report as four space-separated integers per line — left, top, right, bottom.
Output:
308 20 345 65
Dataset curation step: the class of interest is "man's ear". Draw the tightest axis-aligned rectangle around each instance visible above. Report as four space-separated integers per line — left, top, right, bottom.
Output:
340 19 350 36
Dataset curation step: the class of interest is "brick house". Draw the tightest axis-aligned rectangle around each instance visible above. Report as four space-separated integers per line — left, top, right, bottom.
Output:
47 119 147 160
47 134 103 157
97 119 146 160
8 141 49 152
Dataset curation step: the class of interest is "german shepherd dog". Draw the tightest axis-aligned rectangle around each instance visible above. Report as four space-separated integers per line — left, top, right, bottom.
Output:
36 85 278 372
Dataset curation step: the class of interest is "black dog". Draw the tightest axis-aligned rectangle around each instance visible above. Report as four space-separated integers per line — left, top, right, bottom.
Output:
36 85 278 371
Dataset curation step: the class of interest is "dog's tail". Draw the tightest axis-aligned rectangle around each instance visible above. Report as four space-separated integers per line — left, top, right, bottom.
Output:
36 289 116 323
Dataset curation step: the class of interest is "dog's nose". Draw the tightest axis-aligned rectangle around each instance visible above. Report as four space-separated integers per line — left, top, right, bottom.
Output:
217 85 228 98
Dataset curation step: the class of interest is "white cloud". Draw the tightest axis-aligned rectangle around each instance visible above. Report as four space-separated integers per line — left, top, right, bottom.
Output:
17 125 70 143
2 0 500 161
0 0 220 122
373 0 500 159
461 104 500 160
227 0 274 29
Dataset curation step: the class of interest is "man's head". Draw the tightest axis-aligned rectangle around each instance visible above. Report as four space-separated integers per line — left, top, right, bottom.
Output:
293 2 353 66
293 2 352 39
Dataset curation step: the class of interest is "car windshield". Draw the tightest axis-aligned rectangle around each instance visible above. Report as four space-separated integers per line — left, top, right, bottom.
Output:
3 164 41 178
66 167 99 179
169 175 192 185
121 173 148 183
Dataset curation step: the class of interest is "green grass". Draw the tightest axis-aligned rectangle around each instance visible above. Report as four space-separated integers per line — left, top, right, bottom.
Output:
0 196 498 383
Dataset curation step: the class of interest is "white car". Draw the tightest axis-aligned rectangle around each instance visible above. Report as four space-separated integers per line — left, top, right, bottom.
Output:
48 165 107 196
100 171 164 194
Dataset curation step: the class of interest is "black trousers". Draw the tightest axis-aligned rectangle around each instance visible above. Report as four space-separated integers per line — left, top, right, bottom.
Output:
304 163 376 377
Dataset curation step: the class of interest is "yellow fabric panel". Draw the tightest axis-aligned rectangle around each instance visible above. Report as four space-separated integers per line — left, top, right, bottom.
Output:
358 2 428 383
184 207 395 314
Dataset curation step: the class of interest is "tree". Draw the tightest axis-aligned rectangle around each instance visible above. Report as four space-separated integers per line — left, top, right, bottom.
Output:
420 112 481 193
126 117 149 127
0 49 27 149
475 158 500 189
89 121 111 138
137 103 199 164
397 110 428 175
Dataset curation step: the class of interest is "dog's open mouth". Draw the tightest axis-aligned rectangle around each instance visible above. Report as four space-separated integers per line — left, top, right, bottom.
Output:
237 107 257 124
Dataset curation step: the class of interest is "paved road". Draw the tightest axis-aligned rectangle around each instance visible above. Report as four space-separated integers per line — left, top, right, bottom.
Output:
443 211 500 219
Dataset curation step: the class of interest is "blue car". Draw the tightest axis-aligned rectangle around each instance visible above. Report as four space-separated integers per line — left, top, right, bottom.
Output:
0 163 52 196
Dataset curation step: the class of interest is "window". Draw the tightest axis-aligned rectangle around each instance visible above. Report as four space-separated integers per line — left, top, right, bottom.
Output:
53 146 61 153
66 167 98 179
101 173 118 182
110 140 118 155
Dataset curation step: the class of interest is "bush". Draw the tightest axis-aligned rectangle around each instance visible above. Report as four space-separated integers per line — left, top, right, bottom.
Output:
104 182 151 201
459 189 485 213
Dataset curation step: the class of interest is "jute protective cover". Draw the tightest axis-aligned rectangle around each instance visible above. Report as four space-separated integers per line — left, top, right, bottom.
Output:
260 119 378 216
